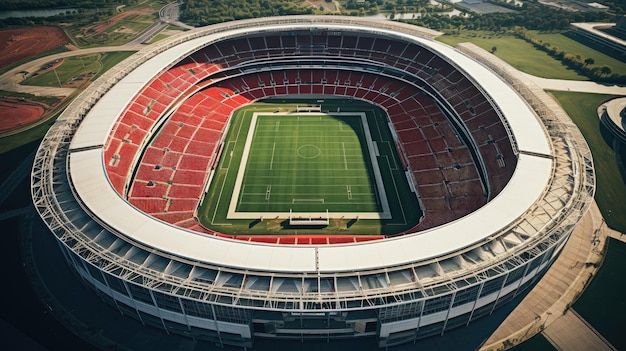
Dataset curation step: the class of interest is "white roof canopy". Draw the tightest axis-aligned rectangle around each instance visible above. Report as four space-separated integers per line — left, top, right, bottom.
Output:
67 22 553 273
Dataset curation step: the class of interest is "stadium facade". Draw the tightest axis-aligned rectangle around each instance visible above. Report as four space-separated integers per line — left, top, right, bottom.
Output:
31 16 595 348
600 97 626 146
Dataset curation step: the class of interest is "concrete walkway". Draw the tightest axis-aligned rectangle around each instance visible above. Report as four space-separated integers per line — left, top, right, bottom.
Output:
0 45 143 97
542 310 616 351
606 226 626 243
521 73 626 95
480 201 619 350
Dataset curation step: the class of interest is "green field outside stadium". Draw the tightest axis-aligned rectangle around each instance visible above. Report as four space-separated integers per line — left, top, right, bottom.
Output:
197 99 421 235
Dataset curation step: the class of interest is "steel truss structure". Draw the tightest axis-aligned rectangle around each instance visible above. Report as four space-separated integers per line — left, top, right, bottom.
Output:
31 16 594 348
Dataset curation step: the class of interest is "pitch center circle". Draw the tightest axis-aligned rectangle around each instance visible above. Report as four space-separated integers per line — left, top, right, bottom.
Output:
297 144 321 159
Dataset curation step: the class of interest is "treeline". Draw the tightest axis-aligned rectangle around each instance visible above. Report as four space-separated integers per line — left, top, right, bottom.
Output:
597 0 626 15
342 0 453 16
0 0 139 11
180 0 314 26
515 28 626 84
343 0 429 12
406 2 618 32
0 8 116 29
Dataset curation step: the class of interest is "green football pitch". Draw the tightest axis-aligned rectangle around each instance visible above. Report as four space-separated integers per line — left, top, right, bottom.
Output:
232 113 387 214
197 99 422 235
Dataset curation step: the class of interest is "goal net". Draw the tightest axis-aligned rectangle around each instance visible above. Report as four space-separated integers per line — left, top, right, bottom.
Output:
288 209 330 226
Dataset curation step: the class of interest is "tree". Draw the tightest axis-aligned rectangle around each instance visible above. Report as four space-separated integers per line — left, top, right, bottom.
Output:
491 46 497 53
601 66 612 76
584 58 595 67
590 66 602 77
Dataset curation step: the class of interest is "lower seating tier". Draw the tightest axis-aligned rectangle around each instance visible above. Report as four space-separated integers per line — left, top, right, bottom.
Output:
106 68 515 243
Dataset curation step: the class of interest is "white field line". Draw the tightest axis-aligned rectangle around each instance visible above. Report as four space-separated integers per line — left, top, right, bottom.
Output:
292 198 325 203
382 141 398 171
383 156 407 226
373 141 380 156
243 175 370 181
227 112 391 220
211 145 239 223
227 113 259 216
209 110 247 224
342 142 348 170
228 211 385 219
242 201 376 205
359 112 391 218
269 142 276 170
238 184 246 203
370 108 384 138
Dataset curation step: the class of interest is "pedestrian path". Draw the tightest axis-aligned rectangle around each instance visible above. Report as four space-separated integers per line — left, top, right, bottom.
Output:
542 309 616 351
522 72 626 95
480 201 607 350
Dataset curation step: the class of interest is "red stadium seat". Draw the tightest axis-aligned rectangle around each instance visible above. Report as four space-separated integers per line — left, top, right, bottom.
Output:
102 48 515 243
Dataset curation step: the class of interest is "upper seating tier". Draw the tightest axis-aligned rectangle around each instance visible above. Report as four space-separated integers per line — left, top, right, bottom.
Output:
103 31 518 244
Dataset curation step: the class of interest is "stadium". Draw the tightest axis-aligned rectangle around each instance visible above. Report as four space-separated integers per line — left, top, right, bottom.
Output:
31 16 595 349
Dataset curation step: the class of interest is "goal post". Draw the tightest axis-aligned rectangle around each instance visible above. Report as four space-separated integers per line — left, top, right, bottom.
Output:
289 209 330 226
295 105 321 113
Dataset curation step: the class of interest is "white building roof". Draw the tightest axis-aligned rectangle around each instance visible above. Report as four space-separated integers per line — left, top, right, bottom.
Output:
67 22 554 273
412 36 551 156
571 22 626 49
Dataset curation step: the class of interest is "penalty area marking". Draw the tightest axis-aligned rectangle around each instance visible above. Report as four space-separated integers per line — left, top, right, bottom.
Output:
292 198 325 204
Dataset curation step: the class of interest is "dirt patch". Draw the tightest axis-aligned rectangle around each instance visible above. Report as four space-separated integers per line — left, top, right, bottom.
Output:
81 7 154 36
0 98 47 132
25 57 95 88
64 72 95 88
0 26 69 69
34 58 64 76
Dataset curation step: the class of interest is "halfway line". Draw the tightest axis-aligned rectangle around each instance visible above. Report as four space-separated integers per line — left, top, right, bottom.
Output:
269 142 276 170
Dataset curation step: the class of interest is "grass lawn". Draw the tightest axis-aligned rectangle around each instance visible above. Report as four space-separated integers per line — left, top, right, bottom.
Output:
548 91 626 232
0 46 69 76
1 52 133 154
148 33 169 44
238 114 380 213
94 51 136 79
23 54 101 87
573 238 626 350
22 52 135 87
524 31 626 75
0 110 60 155
66 13 157 47
437 31 586 80
0 90 60 106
